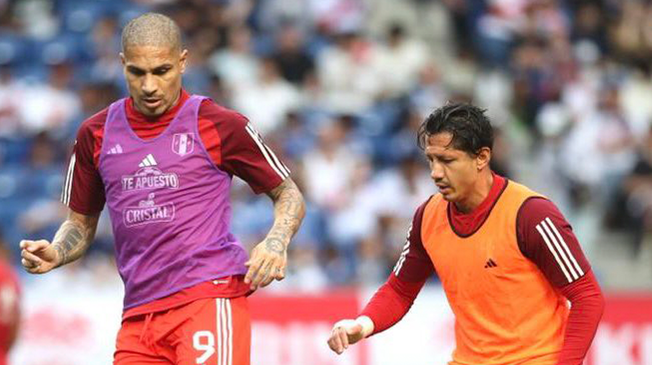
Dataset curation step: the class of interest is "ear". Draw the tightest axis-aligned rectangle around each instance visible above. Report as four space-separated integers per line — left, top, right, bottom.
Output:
179 49 188 74
475 147 491 171
119 52 127 67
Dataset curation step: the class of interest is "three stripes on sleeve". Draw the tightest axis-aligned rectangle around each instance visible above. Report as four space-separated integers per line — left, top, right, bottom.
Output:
393 224 412 276
61 152 76 206
244 123 290 180
535 217 584 283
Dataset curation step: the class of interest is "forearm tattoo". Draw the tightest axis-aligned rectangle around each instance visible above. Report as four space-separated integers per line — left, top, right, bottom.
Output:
52 219 96 267
266 179 305 253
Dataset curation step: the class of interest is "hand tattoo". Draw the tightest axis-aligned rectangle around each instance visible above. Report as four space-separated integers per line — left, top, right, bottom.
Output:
265 237 286 254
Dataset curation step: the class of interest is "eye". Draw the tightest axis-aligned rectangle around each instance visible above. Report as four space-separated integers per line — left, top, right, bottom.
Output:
128 67 145 76
153 67 170 75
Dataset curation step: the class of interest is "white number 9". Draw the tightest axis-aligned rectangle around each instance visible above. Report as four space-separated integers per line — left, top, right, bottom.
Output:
193 330 216 364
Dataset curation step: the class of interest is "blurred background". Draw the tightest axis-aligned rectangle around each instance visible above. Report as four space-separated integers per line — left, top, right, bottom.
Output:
0 0 651 364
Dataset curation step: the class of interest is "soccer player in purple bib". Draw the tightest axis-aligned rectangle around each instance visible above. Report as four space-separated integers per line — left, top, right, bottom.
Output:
19 13 305 365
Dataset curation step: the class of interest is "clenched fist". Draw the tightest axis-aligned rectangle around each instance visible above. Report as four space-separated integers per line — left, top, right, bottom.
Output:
19 240 60 274
327 316 374 355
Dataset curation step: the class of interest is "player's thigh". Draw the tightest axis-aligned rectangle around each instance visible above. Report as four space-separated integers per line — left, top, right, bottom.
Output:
175 297 251 365
114 317 174 365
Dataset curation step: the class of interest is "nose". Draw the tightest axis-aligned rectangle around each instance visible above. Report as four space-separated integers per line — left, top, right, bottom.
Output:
142 73 157 95
430 160 444 181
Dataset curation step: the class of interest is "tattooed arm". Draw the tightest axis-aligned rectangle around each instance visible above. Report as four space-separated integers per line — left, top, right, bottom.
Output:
20 210 99 274
244 178 306 290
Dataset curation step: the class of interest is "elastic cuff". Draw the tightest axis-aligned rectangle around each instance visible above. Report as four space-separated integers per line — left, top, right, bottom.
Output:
356 315 375 338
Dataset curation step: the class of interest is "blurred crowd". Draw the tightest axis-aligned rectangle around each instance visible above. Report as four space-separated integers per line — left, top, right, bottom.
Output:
1 0 652 289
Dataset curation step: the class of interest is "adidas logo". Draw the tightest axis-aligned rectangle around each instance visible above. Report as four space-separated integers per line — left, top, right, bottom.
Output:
139 154 158 167
107 144 123 155
484 258 498 268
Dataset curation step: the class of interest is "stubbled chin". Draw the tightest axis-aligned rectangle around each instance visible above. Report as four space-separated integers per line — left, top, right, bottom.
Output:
440 191 455 202
137 104 164 117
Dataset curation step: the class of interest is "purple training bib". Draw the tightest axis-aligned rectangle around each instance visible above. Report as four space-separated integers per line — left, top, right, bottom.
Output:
98 95 248 310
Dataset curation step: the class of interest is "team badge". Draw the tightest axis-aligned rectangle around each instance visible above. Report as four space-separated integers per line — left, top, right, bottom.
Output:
172 133 194 156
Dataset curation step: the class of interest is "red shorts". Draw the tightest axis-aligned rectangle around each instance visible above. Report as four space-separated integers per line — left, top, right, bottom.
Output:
114 296 250 365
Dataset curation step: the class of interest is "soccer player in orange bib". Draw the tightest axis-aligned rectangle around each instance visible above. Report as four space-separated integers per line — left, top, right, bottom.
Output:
328 103 604 365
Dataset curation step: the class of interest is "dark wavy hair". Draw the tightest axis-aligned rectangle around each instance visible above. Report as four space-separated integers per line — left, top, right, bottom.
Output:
417 102 494 156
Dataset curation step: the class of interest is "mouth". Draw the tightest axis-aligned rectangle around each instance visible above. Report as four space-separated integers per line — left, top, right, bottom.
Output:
436 184 451 193
142 98 163 109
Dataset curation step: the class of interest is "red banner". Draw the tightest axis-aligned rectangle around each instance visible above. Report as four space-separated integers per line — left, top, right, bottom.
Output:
249 290 368 365
586 293 652 365
11 286 652 365
249 290 652 365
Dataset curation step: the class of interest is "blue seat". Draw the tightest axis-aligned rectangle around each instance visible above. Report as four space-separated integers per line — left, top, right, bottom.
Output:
12 63 49 83
34 34 94 66
56 0 107 33
0 166 32 199
0 35 33 66
56 0 148 32
25 167 65 200
0 138 32 166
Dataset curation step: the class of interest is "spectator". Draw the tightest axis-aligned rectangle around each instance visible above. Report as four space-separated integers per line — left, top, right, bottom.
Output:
621 126 652 256
208 24 260 88
272 23 315 86
316 31 381 113
18 62 81 137
301 118 364 209
232 57 302 134
375 23 429 98
0 65 21 137
88 15 122 84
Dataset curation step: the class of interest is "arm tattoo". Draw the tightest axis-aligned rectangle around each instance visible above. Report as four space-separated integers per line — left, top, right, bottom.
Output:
265 178 306 251
52 216 98 267
53 225 82 266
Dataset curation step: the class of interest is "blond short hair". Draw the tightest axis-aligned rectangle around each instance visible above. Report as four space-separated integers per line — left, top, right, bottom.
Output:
121 12 182 53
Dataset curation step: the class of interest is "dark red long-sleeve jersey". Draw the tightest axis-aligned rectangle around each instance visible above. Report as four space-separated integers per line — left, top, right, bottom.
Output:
361 174 604 365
